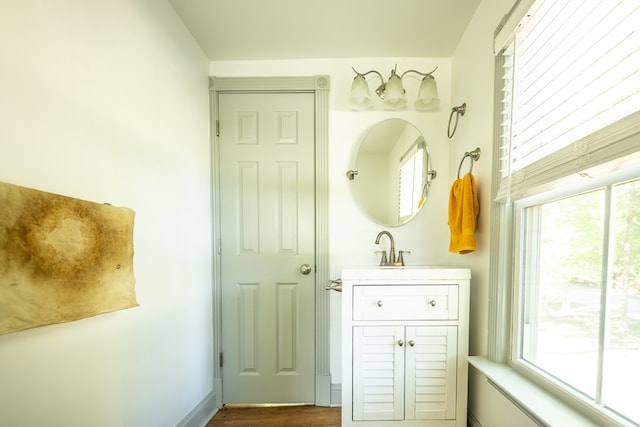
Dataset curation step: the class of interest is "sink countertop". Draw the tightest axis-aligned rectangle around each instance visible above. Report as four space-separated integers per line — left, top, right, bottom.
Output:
341 265 471 281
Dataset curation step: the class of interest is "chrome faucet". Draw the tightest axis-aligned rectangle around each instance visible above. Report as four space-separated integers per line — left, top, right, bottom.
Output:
375 231 403 266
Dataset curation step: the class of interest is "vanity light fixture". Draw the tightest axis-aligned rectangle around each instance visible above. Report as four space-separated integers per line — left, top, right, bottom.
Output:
349 65 440 111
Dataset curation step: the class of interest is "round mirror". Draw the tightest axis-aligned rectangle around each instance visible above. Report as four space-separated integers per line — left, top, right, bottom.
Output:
351 119 436 226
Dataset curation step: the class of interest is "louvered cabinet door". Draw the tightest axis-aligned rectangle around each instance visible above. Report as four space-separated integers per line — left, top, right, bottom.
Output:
352 326 405 421
404 326 458 420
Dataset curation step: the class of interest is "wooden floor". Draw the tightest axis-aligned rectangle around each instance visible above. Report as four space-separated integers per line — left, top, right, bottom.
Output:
205 405 341 427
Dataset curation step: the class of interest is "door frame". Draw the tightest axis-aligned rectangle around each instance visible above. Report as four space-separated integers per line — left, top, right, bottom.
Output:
209 76 331 407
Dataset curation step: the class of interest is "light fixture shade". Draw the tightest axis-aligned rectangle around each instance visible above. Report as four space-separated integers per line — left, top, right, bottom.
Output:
383 74 407 110
349 75 373 110
415 75 440 111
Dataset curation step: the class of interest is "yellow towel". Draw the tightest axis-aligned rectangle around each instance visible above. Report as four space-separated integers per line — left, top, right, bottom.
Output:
448 173 479 254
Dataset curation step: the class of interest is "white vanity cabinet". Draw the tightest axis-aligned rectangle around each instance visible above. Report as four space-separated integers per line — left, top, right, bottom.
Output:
342 267 470 427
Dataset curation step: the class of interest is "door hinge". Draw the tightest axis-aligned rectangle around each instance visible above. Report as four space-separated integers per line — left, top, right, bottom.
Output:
218 238 222 254
216 120 220 137
219 352 223 368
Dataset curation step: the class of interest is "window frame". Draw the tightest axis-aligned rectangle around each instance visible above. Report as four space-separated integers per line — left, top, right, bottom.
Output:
506 166 640 426
397 140 425 221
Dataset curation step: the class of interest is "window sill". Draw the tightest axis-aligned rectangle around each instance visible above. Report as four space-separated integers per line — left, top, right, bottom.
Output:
468 356 602 427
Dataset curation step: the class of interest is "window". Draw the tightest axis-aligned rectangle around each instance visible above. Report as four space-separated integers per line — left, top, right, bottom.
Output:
398 139 425 220
516 174 640 424
494 0 640 424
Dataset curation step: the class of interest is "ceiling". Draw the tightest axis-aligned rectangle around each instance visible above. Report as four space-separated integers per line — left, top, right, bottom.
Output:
168 0 481 61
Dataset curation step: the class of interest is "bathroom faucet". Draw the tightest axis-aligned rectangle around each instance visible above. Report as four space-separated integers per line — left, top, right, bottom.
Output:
375 231 403 266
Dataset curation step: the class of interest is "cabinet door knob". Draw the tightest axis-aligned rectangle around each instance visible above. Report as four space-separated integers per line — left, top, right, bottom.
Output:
409 340 415 347
428 299 437 307
397 340 404 347
377 300 383 307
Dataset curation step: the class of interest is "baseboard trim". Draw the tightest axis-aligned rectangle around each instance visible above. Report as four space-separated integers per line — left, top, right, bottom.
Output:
176 390 218 427
330 383 341 407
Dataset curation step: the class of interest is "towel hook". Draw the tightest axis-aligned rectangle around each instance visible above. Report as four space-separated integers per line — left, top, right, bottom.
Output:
457 147 481 179
448 103 466 139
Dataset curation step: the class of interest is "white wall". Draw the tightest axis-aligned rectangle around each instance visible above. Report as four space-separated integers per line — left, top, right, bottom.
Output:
468 374 540 427
448 0 510 359
0 1 213 426
450 0 540 425
210 58 453 387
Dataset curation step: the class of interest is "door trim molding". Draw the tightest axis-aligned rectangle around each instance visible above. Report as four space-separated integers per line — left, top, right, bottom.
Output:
209 76 331 406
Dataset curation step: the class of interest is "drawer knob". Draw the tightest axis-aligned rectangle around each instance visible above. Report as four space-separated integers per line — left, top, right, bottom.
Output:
377 300 383 307
428 299 437 307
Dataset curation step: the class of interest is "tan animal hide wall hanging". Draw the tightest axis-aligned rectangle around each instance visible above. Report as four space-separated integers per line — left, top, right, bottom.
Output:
0 181 138 335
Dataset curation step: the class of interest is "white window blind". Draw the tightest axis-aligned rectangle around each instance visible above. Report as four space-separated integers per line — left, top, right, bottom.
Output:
496 0 640 201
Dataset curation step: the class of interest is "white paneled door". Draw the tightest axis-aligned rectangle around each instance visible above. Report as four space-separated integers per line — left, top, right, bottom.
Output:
218 92 316 404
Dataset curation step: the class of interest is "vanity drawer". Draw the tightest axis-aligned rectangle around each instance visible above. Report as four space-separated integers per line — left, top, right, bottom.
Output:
353 285 458 321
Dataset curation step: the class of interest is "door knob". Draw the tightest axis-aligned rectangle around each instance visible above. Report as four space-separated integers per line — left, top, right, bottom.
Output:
300 264 312 275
